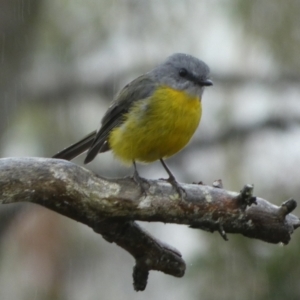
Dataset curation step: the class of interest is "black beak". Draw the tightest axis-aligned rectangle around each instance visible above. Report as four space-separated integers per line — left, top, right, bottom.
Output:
200 79 213 86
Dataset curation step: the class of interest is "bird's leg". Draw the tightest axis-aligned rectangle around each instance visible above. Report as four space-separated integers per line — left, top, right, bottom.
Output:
132 160 149 196
160 159 185 200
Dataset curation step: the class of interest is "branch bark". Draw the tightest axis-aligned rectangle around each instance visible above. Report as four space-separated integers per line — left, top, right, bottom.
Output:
0 157 299 291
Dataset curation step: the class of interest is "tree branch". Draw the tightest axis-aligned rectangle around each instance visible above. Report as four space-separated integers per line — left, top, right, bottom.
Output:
0 157 299 291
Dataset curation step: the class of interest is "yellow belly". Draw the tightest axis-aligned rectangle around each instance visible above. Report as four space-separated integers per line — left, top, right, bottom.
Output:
108 85 202 164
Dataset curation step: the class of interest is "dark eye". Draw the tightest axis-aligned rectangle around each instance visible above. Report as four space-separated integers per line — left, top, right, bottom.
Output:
179 68 188 77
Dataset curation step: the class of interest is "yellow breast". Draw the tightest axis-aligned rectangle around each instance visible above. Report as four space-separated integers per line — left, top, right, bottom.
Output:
108 85 202 164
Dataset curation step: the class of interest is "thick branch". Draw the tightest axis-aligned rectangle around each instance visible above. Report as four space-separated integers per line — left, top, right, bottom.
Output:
0 157 299 291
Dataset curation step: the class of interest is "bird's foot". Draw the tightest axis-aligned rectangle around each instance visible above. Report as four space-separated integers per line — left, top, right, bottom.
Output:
133 170 149 197
161 175 186 200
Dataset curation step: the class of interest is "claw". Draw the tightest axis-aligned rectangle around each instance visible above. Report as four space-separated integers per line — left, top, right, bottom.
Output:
165 177 185 200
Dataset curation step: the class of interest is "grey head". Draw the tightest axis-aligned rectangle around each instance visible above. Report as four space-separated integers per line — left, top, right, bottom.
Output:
149 53 212 98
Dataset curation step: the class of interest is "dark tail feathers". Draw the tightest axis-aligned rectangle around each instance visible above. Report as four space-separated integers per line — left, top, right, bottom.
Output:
53 130 97 161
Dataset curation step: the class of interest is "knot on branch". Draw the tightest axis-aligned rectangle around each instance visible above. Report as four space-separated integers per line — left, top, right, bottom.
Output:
278 198 297 220
236 184 257 209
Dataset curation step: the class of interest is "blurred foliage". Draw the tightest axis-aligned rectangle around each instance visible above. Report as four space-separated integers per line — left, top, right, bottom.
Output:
231 0 300 72
189 234 300 300
0 0 42 132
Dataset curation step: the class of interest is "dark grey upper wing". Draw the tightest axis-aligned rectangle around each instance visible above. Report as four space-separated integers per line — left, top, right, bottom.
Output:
84 75 157 164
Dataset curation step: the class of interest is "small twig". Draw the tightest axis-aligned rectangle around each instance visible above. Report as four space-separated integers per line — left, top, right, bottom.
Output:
217 222 228 241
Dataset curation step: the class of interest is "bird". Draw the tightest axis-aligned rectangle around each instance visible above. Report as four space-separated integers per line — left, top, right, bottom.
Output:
53 53 212 198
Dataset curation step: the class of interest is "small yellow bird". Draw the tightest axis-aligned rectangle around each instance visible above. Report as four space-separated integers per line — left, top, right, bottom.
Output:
53 53 212 197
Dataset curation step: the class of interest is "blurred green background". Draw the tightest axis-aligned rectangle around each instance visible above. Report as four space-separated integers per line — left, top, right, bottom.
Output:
1 0 300 299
